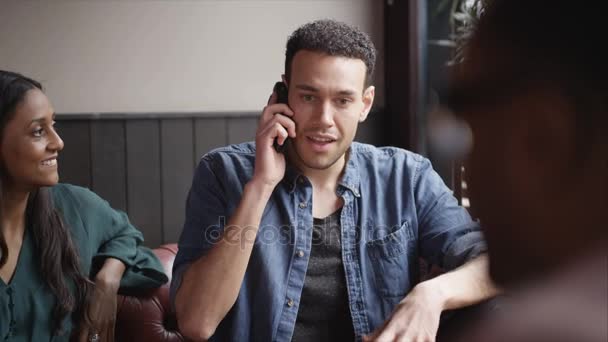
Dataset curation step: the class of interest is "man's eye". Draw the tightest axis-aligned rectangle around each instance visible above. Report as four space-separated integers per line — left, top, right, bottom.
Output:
302 95 314 102
338 98 351 106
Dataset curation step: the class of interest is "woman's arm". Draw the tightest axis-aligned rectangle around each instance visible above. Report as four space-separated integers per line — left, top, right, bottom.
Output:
78 258 126 342
95 257 127 289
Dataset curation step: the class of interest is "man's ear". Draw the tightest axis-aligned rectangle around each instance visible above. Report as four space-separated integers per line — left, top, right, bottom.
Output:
359 86 375 122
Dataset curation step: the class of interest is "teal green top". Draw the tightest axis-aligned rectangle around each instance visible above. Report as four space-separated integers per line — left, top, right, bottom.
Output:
0 184 168 341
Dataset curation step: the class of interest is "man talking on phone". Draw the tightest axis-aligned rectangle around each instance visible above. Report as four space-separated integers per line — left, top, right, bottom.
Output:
171 20 498 341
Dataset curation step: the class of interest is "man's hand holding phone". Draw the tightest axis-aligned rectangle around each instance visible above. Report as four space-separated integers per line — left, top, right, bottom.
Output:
252 82 296 189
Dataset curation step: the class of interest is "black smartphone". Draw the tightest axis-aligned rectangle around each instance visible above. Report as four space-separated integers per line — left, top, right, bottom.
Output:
274 81 288 105
272 81 290 153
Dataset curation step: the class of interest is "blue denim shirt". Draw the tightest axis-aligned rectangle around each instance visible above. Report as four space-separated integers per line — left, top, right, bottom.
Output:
172 142 486 341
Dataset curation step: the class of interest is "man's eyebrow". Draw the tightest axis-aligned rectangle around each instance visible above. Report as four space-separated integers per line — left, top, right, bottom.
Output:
337 90 356 96
294 84 357 96
294 84 319 92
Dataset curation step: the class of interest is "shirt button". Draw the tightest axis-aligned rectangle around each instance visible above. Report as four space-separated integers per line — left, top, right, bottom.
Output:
299 202 307 209
296 250 304 257
286 299 295 307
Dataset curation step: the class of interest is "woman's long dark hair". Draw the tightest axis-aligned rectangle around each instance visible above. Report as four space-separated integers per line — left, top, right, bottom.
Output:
0 70 93 335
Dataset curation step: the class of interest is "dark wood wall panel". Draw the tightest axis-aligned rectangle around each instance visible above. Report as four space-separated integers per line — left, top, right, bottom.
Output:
160 119 195 243
194 118 228 165
57 120 91 188
356 110 385 146
90 120 127 212
55 112 384 246
227 117 257 145
125 120 163 247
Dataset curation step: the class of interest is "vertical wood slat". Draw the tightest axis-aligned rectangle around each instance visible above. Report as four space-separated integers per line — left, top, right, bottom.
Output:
90 120 127 212
125 120 162 248
194 117 228 165
161 119 194 244
227 117 257 145
57 120 92 188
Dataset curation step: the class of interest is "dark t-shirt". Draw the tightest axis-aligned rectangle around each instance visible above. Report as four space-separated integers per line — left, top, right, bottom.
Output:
292 209 355 341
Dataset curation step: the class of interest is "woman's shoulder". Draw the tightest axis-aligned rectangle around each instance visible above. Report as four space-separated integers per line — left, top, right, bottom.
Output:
50 183 107 210
50 184 125 242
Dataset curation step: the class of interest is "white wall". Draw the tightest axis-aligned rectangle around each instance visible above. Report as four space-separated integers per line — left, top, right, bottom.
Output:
0 0 384 114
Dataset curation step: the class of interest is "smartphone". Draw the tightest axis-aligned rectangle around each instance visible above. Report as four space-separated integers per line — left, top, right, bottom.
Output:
274 81 289 105
272 81 290 153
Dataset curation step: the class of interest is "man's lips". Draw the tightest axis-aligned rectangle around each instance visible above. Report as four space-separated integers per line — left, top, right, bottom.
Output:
304 134 337 152
306 135 337 143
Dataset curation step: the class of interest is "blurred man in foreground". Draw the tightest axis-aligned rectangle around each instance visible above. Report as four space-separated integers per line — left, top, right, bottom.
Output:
448 0 607 341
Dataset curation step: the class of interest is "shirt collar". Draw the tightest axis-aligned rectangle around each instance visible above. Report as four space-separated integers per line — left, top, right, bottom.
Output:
337 146 361 197
282 144 361 197
283 161 301 193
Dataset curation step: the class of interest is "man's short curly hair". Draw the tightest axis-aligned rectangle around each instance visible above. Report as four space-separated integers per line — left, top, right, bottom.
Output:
285 19 377 87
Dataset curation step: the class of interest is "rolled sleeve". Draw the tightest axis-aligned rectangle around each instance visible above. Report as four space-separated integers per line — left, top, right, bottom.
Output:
442 223 487 270
413 156 487 270
92 210 142 269
56 184 168 287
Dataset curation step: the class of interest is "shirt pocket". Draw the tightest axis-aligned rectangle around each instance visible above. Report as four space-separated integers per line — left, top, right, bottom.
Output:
366 221 417 297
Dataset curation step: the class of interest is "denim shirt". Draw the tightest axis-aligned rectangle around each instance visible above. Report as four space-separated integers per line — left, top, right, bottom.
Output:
172 142 486 341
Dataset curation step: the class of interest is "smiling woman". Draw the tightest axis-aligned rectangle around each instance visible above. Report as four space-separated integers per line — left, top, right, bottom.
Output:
0 70 168 342
1 85 64 190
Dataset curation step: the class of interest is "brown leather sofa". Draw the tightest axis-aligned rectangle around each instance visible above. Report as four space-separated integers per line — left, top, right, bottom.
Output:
113 245 497 342
115 244 185 342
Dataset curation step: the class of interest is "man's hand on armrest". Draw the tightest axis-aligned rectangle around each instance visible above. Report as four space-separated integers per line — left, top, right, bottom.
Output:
364 255 499 342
